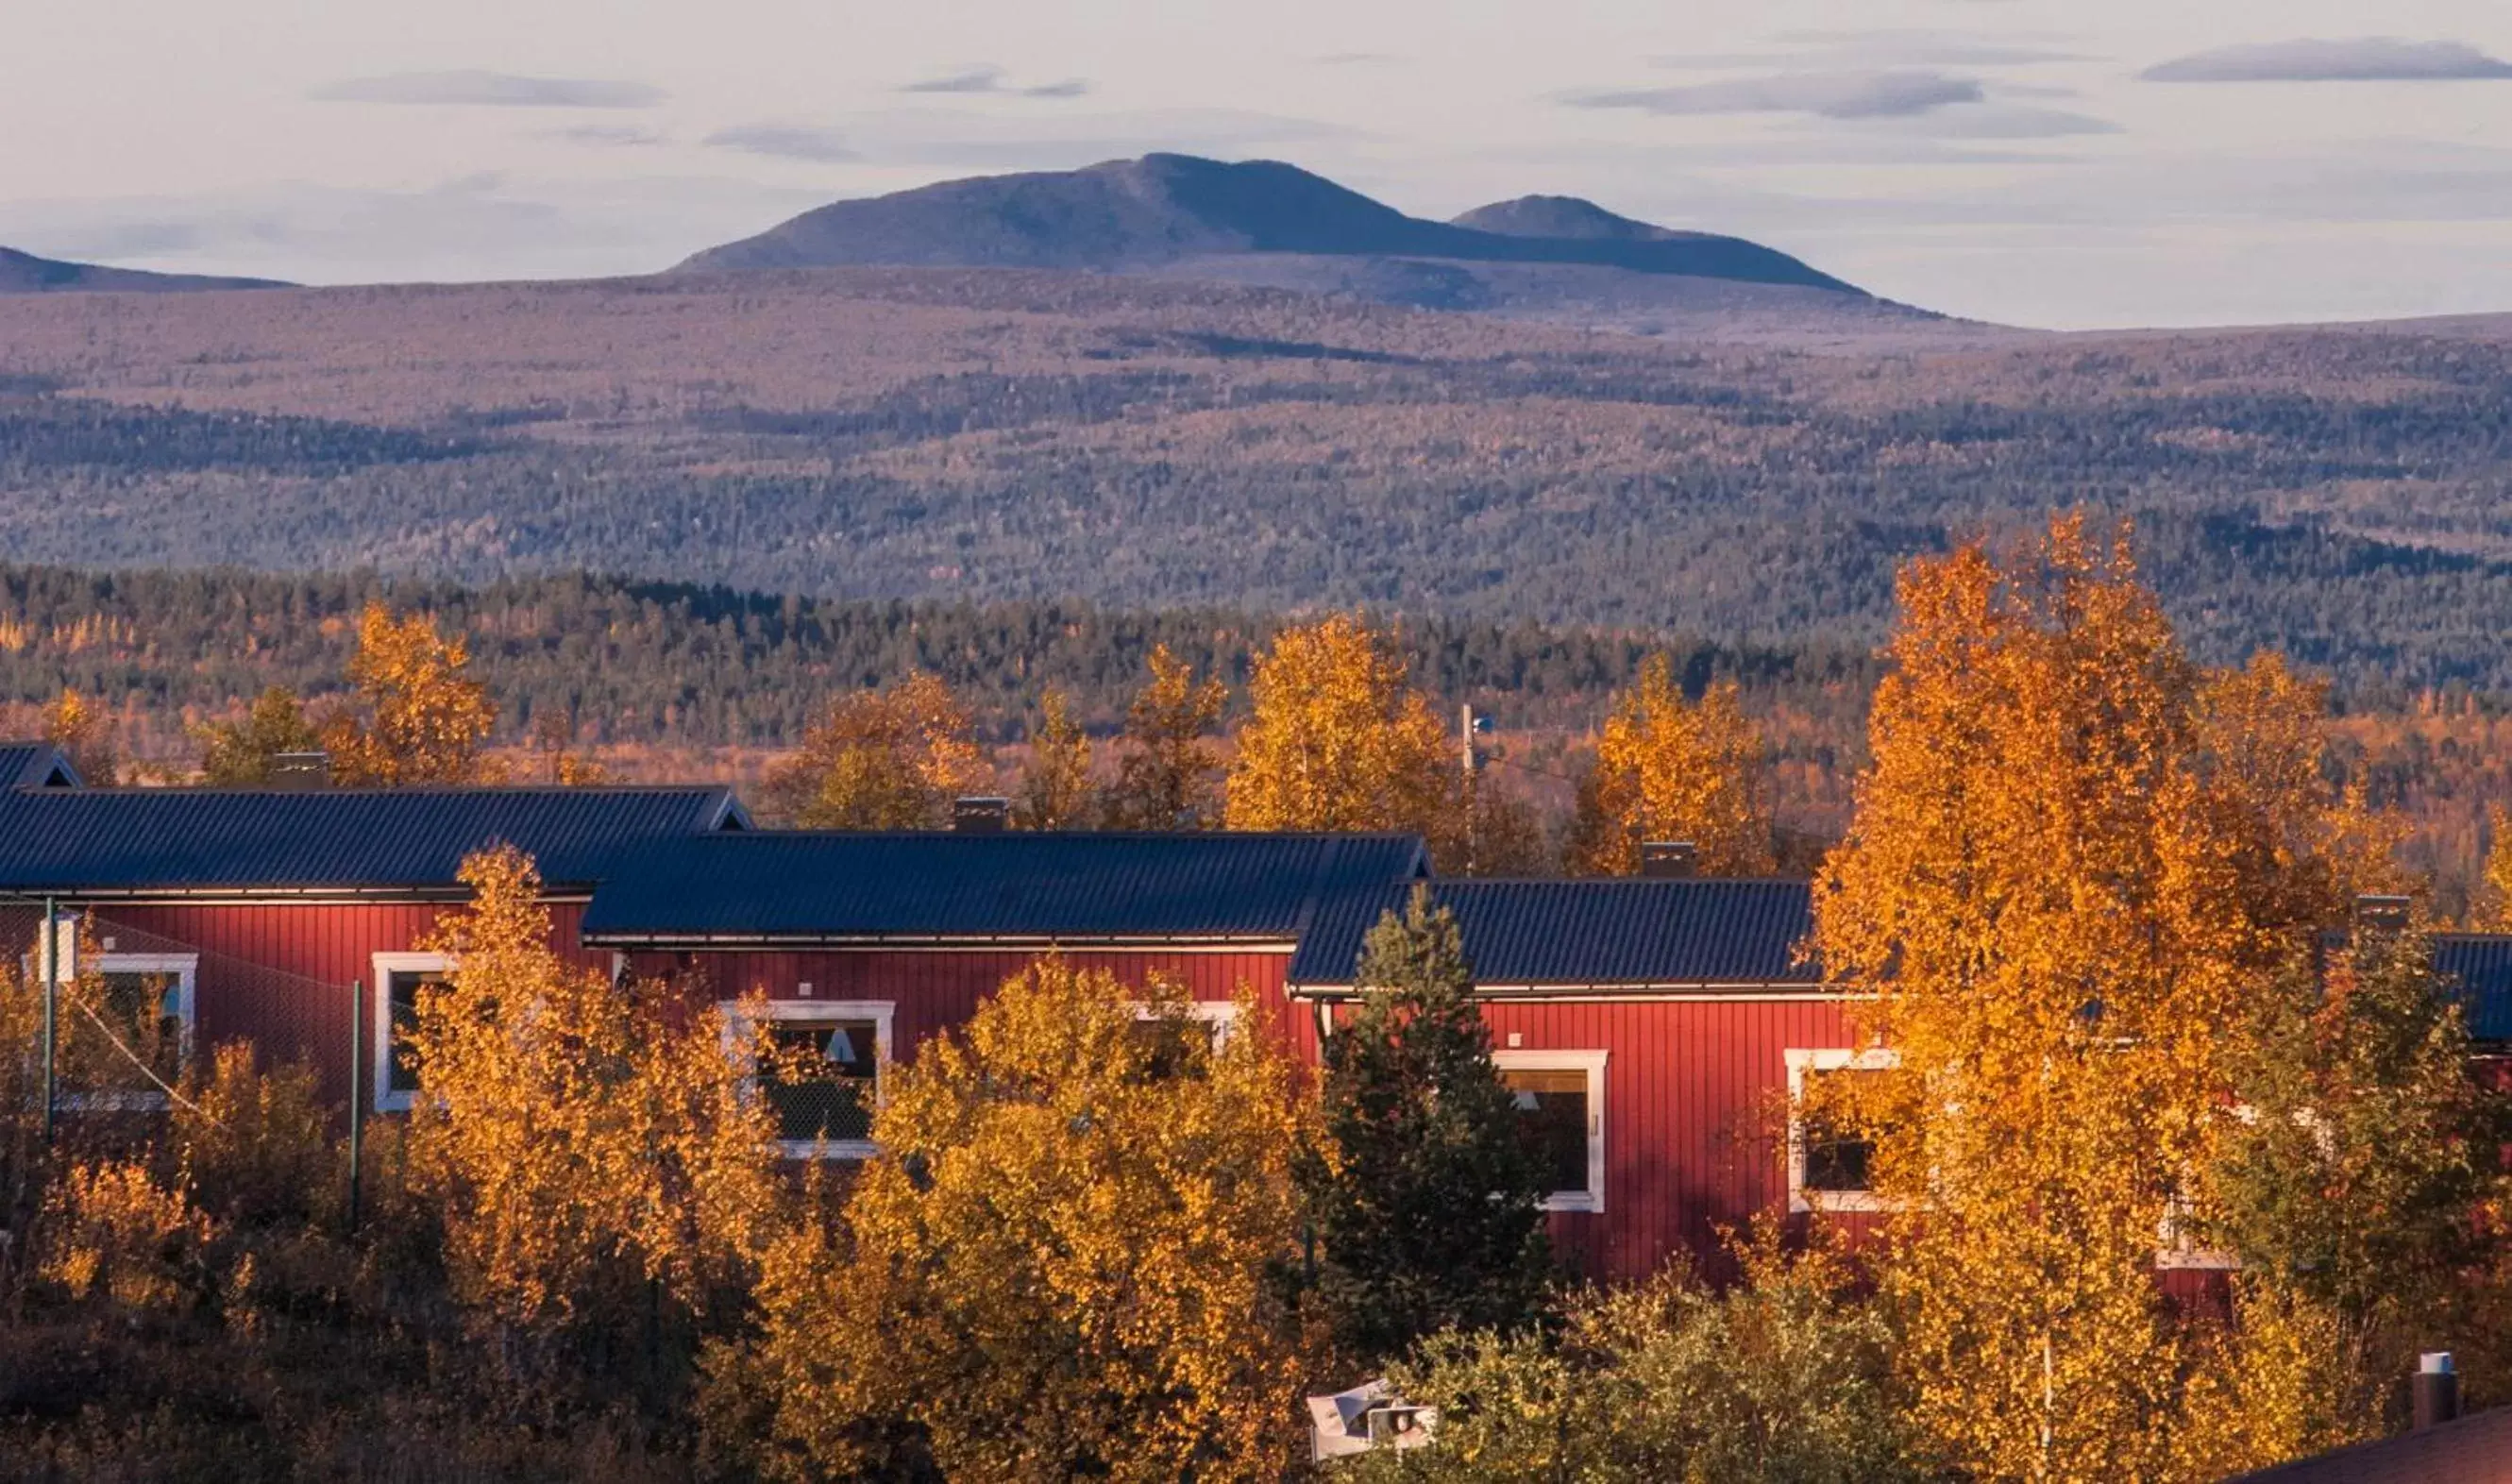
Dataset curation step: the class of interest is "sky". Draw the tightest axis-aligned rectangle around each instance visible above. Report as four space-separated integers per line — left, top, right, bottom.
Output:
8 0 2512 329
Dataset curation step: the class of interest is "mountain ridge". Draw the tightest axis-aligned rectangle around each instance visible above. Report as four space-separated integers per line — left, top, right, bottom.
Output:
675 153 1863 295
0 246 289 295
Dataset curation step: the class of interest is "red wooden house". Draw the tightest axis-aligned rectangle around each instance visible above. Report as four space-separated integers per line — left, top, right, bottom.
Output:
0 765 746 1106
26 756 2499 1287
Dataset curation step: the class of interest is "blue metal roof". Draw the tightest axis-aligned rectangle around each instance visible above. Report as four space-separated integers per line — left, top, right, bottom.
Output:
580 831 1429 944
0 785 746 894
2434 935 2512 1042
0 743 77 790
1289 877 1822 990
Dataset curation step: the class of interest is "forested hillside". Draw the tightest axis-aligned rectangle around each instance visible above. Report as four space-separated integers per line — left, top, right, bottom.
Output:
6 271 2512 689
5 559 2511 912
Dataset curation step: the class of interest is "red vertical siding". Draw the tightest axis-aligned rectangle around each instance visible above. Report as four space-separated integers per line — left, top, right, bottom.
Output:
635 948 1296 1061
1470 998 1860 1283
85 897 1860 1289
83 899 599 1104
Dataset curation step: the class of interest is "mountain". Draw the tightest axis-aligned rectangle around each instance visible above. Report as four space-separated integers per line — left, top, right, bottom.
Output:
1451 194 1695 243
675 153 1861 295
0 246 288 295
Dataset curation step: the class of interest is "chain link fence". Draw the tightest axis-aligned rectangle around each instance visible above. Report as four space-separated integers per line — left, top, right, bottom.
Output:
0 894 371 1222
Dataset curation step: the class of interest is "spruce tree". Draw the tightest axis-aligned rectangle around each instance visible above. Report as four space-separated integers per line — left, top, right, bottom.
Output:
1303 884 1552 1363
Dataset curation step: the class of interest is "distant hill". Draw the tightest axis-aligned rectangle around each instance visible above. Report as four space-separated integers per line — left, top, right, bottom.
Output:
675 153 1862 295
1451 194 1696 243
0 246 287 295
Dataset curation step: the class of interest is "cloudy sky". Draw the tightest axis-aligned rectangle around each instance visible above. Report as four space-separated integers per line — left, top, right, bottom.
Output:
8 0 2512 329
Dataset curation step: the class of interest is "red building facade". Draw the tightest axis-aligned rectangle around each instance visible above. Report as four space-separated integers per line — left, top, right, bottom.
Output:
0 764 1916 1284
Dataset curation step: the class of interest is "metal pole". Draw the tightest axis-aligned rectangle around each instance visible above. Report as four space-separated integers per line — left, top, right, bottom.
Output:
346 978 363 1231
40 897 56 1146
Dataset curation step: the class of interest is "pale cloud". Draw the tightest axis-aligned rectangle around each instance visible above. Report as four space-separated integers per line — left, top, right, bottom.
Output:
2143 39 2512 84
901 65 1090 98
550 124 668 147
2 174 833 285
702 124 860 163
1660 31 2090 69
312 70 666 108
903 65 1010 94
1569 70 1986 120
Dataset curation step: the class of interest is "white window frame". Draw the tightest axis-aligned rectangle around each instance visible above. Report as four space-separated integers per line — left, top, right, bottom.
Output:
1492 1049 1608 1214
57 952 199 1112
726 1000 895 1160
1786 1048 1900 1214
1130 999 1242 1047
372 952 452 1114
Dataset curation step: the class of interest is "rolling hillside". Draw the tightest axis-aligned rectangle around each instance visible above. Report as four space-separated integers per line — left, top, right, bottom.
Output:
0 245 288 295
2 266 2512 690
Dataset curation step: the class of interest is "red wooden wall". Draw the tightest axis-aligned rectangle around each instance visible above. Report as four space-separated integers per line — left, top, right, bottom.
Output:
629 947 1299 1062
80 897 1871 1287
84 899 601 1105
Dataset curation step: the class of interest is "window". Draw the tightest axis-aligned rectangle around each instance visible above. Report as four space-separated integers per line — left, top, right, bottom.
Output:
1493 1050 1608 1213
1786 1049 1898 1214
733 1002 894 1159
1127 1001 1240 1077
372 953 453 1113
63 953 196 1111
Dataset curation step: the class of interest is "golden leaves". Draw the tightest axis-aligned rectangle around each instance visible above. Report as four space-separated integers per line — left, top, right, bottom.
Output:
739 960 1308 1481
765 670 988 829
1570 657 1773 876
324 603 500 786
404 847 781 1339
1224 615 1450 839
1815 515 2390 1481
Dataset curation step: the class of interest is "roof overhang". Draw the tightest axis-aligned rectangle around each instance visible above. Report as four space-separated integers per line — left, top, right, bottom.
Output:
584 931 1302 953
10 885 600 905
1290 979 1849 1002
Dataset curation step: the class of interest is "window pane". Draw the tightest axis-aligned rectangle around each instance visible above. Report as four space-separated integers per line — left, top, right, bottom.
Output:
1127 1015 1218 1079
1501 1069 1592 1197
765 1020 878 1144
1802 1069 1878 1194
96 970 183 1085
387 969 447 1095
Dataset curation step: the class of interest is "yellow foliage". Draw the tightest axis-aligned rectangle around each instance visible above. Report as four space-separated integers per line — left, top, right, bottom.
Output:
43 686 118 785
174 1042 337 1229
1814 516 2377 1482
2485 804 2512 929
764 671 988 829
531 707 615 784
2175 1282 2381 1479
404 847 783 1341
1103 643 1226 831
39 1156 211 1311
1014 687 1092 830
324 603 501 785
734 960 1309 1481
1570 659 1774 875
1224 615 1452 840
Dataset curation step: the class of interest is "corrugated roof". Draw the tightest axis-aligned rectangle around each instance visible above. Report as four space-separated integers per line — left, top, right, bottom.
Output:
0 742 77 790
2229 1402 2512 1482
1290 877 1822 989
0 785 745 894
2435 935 2512 1042
579 831 1430 944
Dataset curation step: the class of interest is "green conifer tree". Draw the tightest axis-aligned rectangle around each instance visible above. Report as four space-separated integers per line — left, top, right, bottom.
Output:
1302 885 1553 1362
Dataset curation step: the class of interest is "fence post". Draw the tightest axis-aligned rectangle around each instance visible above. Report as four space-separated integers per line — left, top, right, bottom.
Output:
346 979 363 1232
39 896 56 1146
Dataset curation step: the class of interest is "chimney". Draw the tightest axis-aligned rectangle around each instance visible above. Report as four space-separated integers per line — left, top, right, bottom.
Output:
1640 841 1697 880
2415 1353 2460 1429
2354 895 2413 932
953 796 1010 835
268 751 331 790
